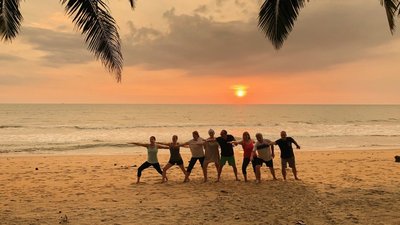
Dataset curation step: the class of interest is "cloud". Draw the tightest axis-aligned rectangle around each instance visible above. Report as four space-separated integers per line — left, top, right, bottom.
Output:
20 27 93 67
0 54 21 61
0 74 45 85
123 3 398 76
194 5 208 14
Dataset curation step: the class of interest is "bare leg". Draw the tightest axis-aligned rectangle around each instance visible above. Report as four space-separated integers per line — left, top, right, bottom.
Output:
232 166 239 181
217 164 224 182
178 164 187 178
292 166 299 180
136 176 140 184
255 165 261 183
243 174 248 182
162 163 173 183
202 161 209 182
269 167 277 180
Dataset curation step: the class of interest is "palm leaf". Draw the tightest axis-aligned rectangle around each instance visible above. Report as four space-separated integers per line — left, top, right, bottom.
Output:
380 0 399 34
0 0 23 41
259 0 306 49
61 0 123 81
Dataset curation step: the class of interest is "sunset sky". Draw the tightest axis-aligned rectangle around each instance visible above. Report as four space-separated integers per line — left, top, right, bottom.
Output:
1 0 400 104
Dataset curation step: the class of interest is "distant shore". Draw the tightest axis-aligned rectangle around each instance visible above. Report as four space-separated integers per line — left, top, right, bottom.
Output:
1 149 399 224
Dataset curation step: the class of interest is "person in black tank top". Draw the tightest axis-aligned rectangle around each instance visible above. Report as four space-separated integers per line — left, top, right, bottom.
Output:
158 135 187 183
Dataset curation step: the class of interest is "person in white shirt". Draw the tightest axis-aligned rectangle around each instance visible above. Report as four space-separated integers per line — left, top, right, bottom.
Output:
251 133 277 183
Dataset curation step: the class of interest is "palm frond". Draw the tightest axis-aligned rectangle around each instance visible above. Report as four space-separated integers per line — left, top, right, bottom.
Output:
380 0 399 34
0 0 23 41
61 0 123 81
129 0 135 9
258 0 306 49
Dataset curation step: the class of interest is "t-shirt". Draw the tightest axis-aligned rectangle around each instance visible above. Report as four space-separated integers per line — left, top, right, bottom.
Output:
147 145 158 164
169 145 182 161
216 135 236 157
188 138 205 158
242 141 254 159
253 139 273 161
275 137 295 159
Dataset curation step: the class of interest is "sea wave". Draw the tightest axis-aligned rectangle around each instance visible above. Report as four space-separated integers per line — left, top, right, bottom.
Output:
0 123 267 130
0 125 24 129
0 143 132 154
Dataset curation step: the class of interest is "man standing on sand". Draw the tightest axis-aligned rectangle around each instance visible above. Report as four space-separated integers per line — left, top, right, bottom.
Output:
216 130 239 181
272 131 301 180
251 133 277 182
181 131 205 182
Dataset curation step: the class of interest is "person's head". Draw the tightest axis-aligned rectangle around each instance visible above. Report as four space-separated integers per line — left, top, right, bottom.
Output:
242 131 250 141
280 131 287 138
255 133 263 142
192 131 200 140
172 135 178 143
220 130 228 139
149 136 156 144
208 129 215 138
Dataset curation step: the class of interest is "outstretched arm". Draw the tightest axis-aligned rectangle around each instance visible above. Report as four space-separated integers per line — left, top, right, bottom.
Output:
128 142 148 147
291 138 301 149
156 144 170 149
229 140 242 146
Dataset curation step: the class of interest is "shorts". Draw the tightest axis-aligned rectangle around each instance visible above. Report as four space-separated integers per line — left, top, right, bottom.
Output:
281 157 296 168
168 159 183 165
253 157 273 168
220 156 236 166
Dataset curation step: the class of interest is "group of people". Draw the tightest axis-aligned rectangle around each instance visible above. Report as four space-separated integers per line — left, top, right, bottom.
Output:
129 130 300 184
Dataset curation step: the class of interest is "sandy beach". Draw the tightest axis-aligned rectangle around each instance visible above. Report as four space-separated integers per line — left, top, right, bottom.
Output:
1 149 399 225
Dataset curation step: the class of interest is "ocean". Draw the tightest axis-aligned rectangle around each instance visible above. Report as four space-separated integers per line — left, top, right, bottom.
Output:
0 104 399 155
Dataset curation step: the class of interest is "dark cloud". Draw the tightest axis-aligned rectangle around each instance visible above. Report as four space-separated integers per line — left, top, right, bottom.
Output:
123 3 398 76
20 27 93 67
194 5 208 14
0 54 21 61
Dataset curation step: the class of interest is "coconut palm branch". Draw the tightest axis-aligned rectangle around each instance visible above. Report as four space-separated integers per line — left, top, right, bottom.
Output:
381 0 400 34
129 0 135 9
0 0 23 41
61 0 123 81
258 0 307 49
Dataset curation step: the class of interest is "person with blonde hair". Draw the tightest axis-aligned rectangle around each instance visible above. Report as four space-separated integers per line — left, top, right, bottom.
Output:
202 129 220 182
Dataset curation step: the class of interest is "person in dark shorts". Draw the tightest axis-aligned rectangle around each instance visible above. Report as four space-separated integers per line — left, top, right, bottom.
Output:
216 130 239 182
180 131 205 182
128 136 170 184
157 135 187 183
251 133 277 183
272 131 301 180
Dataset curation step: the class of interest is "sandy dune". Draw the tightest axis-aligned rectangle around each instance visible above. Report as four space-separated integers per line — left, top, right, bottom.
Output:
0 149 399 225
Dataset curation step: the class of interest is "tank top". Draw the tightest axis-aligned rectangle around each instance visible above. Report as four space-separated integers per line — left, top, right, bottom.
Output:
169 145 182 161
147 145 158 164
242 141 254 159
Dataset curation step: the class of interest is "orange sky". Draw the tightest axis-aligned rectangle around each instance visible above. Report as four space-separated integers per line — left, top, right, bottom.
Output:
1 0 400 104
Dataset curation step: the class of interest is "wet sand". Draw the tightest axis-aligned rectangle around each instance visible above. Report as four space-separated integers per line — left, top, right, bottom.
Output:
0 149 399 225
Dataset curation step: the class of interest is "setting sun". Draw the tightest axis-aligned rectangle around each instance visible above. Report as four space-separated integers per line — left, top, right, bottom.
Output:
232 85 248 98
